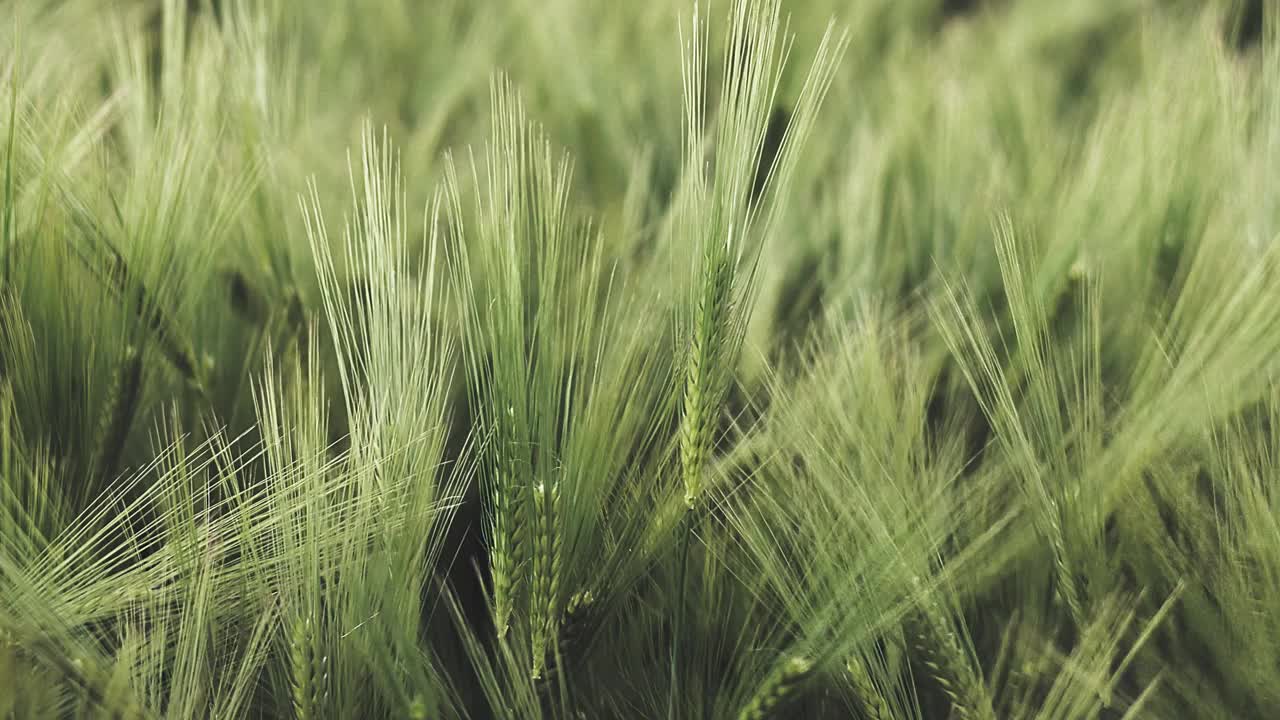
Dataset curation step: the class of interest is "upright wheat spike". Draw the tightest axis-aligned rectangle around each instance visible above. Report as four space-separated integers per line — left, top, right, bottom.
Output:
679 252 735 508
288 616 326 720
530 480 562 679
489 435 526 638
92 346 143 479
738 655 813 720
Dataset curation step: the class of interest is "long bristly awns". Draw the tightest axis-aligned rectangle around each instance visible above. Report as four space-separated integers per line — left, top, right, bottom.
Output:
1 0 1277 718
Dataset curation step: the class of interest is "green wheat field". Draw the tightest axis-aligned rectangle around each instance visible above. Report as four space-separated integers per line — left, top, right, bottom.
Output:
0 0 1275 717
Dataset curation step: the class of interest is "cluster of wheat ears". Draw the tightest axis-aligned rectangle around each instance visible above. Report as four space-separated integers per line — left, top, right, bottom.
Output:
0 0 1275 717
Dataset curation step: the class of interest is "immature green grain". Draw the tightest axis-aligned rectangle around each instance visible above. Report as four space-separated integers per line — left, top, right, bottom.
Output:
407 694 428 720
530 479 562 680
89 242 201 387
1049 524 1087 628
102 666 145 720
91 346 143 480
737 655 813 720
13 640 128 720
909 609 994 720
489 441 526 639
559 589 595 657
679 251 735 509
845 656 891 720
99 624 141 720
288 616 326 720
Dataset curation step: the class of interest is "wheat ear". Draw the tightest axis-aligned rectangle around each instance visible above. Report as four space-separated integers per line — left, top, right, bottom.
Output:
679 252 735 509
559 589 596 658
910 606 994 720
91 346 143 479
737 655 813 720
845 656 891 720
288 616 326 720
530 480 562 679
489 439 526 638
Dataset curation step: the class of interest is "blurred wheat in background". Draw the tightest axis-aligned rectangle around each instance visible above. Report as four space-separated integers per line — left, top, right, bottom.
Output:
0 0 1275 717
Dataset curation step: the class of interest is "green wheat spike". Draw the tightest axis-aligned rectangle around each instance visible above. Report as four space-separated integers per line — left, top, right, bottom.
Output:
738 656 813 720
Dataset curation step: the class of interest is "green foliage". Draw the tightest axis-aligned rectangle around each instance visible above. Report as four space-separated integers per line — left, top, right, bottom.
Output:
0 0 1276 718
